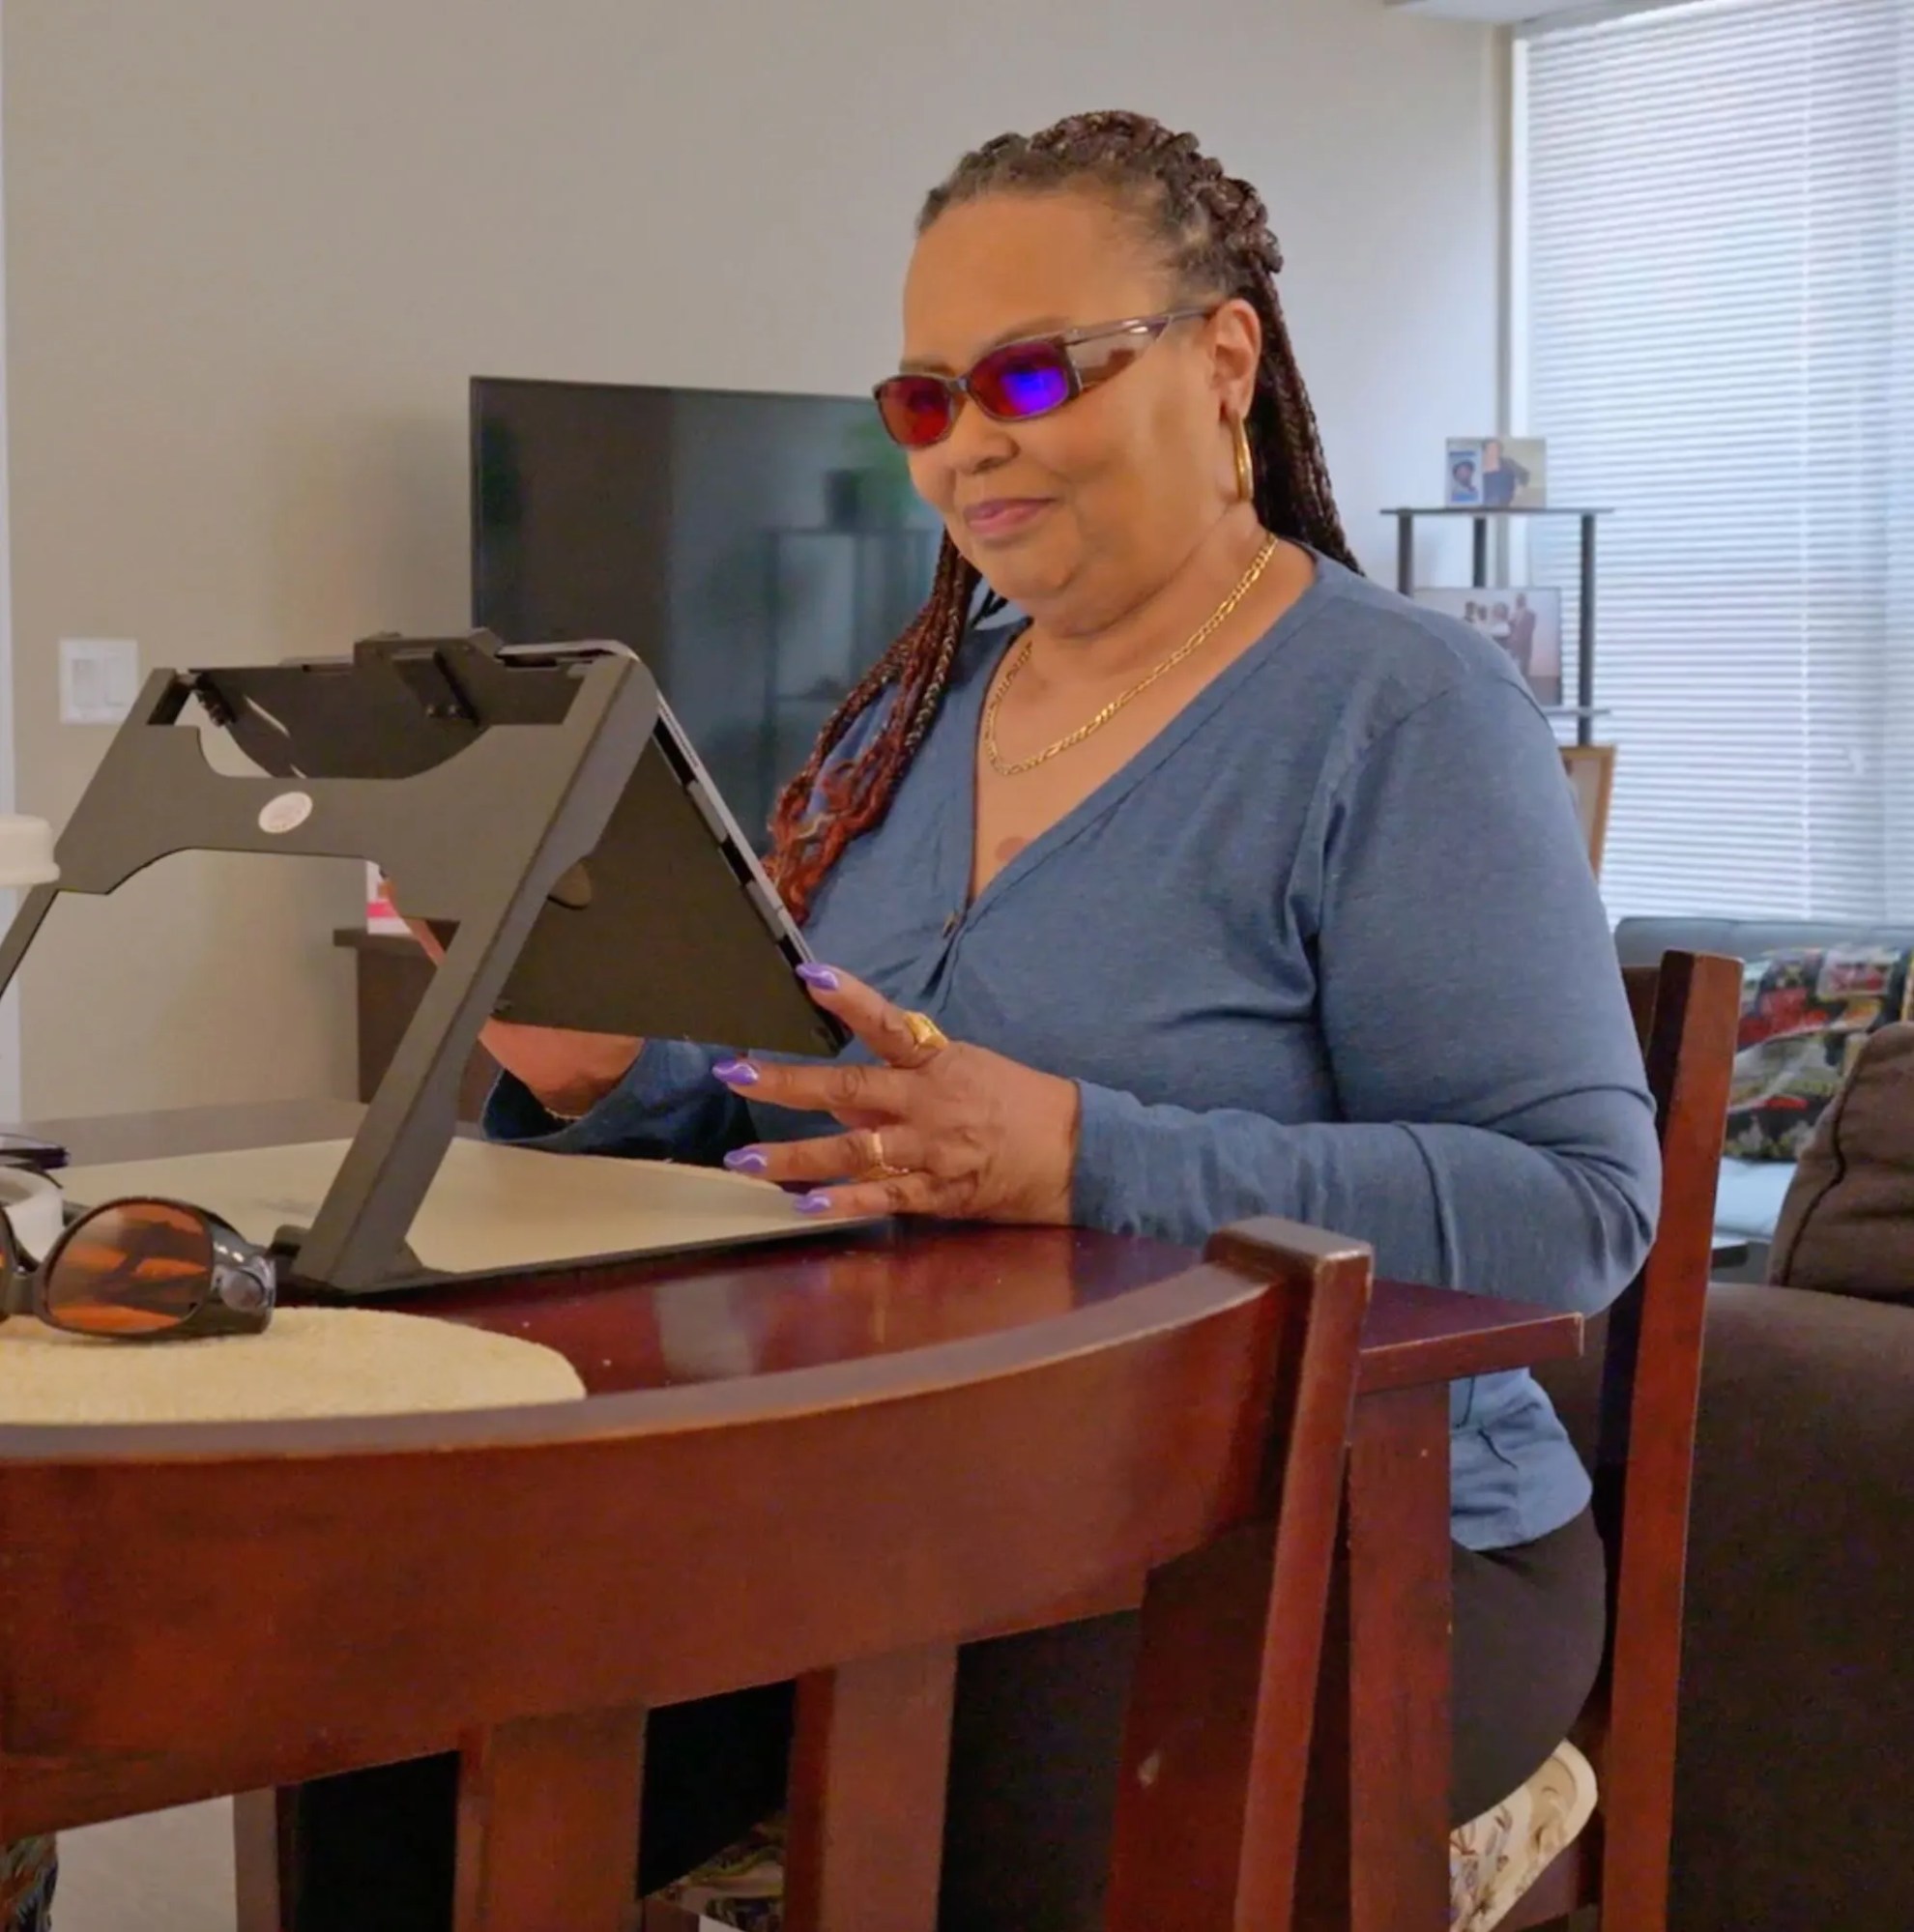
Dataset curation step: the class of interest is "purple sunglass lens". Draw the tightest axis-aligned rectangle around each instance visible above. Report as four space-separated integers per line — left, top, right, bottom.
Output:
973 346 1074 420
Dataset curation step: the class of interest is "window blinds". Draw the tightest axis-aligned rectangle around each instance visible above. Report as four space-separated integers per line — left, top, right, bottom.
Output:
1515 0 1914 920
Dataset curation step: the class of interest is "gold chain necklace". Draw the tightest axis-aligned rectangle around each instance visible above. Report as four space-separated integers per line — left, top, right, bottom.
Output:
983 534 1279 777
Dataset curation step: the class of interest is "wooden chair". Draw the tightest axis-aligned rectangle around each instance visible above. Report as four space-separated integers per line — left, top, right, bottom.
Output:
0 1216 1371 1932
1497 948 1742 1931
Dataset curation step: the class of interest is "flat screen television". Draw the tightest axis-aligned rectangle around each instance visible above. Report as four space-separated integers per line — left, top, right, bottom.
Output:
471 376 943 844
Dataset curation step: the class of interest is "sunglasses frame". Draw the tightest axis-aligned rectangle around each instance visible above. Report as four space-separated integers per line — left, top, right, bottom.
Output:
873 305 1215 448
0 1194 276 1341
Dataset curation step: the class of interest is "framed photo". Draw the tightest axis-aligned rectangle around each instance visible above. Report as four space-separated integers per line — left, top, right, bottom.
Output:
1560 744 1616 876
1444 436 1548 510
1411 585 1564 706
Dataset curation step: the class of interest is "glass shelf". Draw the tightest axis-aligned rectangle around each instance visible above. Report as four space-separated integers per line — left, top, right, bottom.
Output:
1388 506 1610 746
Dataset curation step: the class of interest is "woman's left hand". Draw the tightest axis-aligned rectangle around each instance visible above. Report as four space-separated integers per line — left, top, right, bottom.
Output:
713 966 1081 1224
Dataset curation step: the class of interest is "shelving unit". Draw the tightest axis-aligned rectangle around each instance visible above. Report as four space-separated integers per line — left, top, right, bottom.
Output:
1383 505 1611 746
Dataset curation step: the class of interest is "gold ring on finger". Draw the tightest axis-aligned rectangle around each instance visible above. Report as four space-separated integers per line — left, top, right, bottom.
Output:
901 1010 950 1056
865 1127 910 1181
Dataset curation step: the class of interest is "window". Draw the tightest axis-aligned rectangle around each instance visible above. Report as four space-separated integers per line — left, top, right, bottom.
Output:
1514 0 1914 919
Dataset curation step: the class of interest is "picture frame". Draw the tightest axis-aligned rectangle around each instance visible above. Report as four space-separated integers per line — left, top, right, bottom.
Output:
1445 436 1549 510
1560 743 1616 876
1410 585 1564 706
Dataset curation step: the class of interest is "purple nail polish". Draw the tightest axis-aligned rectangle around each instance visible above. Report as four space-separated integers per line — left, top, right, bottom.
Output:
796 963 841 992
724 1147 768 1175
712 1058 759 1086
794 1192 831 1216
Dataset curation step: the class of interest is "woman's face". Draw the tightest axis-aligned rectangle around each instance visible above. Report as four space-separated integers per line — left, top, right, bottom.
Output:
895 190 1259 629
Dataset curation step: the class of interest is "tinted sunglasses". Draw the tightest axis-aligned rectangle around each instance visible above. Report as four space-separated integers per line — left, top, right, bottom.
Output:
873 307 1212 450
0 1195 276 1341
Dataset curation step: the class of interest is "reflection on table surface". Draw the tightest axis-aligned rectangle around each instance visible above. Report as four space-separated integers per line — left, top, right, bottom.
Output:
393 1222 1195 1395
26 1099 1582 1403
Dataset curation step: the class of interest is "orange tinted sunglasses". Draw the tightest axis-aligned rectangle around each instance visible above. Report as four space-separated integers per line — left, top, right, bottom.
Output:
0 1194 275 1341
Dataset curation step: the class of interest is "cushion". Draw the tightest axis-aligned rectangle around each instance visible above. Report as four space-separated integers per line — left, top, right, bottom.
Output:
1767 1022 1914 1301
1449 1739 1599 1932
1670 1283 1914 1930
643 1744 1602 1932
648 1814 784 1928
1725 945 1914 1159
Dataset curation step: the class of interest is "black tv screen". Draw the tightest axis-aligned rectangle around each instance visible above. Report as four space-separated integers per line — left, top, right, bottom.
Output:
471 376 943 843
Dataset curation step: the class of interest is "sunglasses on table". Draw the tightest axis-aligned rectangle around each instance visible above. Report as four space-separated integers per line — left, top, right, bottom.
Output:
873 306 1214 449
0 1194 276 1341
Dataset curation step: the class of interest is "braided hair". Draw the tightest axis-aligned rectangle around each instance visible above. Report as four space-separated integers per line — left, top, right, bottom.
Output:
767 109 1357 922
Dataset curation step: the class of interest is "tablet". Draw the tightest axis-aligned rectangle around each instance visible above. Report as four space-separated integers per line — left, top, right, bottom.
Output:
189 631 849 1058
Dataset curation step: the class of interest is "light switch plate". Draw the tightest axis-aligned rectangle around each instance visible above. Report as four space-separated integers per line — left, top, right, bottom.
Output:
58 637 141 725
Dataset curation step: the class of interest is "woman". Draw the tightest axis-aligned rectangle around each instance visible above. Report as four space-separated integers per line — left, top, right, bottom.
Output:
310 111 1657 1932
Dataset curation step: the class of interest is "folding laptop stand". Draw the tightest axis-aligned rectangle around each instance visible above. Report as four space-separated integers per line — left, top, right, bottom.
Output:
0 630 841 1294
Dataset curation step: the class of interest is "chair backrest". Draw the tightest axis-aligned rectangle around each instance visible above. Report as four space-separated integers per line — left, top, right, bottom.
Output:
1104 1221 1372 1931
0 1216 1371 1932
1598 951 1742 1918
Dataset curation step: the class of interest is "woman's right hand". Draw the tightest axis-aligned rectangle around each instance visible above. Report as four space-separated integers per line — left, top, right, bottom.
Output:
402 910 643 1119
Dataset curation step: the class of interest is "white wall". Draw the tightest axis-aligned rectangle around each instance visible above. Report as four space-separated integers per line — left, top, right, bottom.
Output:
0 0 19 1121
4 0 1499 1117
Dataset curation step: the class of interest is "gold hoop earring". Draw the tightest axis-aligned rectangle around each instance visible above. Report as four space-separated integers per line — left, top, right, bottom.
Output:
1231 414 1256 505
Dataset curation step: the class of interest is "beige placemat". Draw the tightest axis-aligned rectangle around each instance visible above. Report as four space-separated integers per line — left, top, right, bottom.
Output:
57 1137 856 1277
0 1308 585 1425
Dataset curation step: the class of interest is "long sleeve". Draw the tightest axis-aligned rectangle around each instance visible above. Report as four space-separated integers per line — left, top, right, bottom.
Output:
482 1038 750 1165
1072 675 1660 1314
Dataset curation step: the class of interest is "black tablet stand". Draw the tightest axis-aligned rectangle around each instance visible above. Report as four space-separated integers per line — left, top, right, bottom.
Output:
0 630 840 1295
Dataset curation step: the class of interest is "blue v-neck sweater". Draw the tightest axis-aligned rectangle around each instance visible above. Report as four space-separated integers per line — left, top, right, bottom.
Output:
489 556 1660 1552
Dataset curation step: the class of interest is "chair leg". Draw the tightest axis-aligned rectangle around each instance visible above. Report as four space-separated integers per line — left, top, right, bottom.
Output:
451 1706 647 1932
783 1644 956 1932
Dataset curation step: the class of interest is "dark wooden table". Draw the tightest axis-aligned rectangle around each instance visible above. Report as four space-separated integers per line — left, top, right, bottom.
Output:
21 1100 1583 1928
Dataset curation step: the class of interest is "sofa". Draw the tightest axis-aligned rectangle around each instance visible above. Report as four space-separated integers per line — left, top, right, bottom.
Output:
1536 918 1914 1930
1613 914 1914 1274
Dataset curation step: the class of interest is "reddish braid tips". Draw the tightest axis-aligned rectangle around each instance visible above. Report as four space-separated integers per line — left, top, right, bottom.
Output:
766 109 1356 925
766 534 979 924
